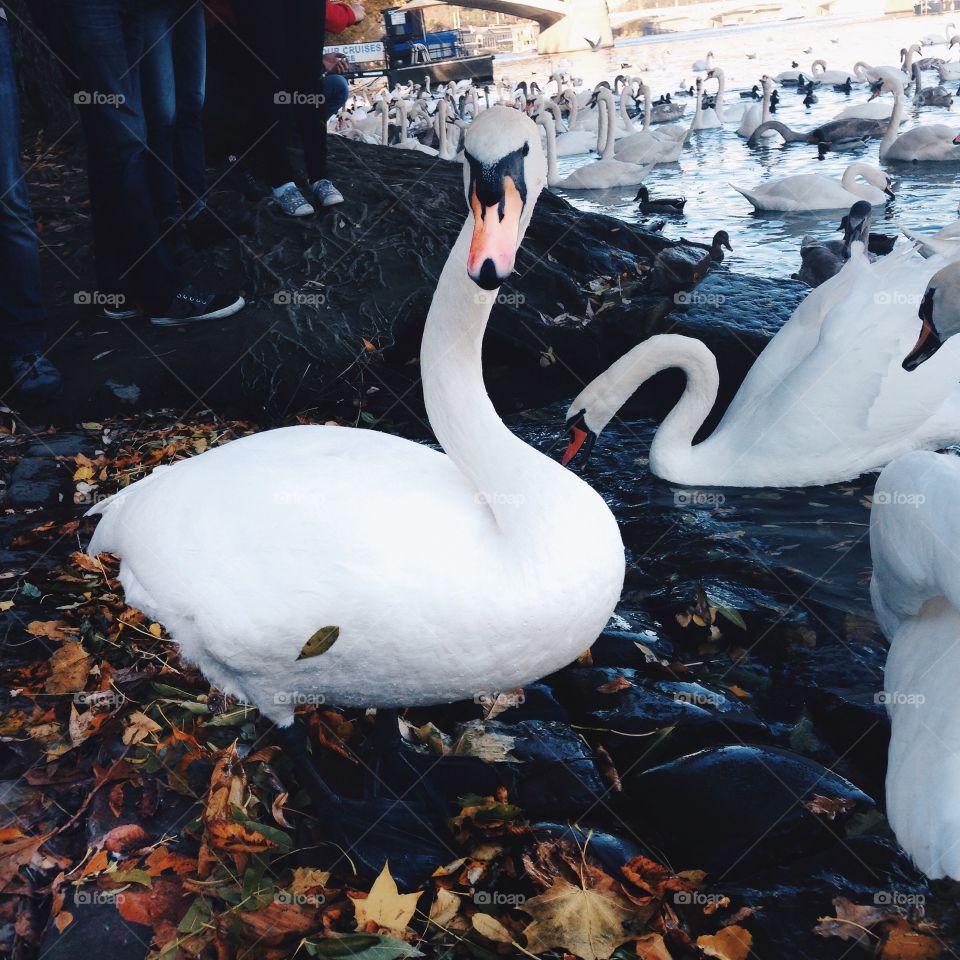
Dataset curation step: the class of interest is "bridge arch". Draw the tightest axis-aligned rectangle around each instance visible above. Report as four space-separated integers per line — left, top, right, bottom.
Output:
402 0 613 54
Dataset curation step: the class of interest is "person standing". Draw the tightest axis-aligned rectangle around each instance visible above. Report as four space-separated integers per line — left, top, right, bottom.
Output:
231 0 346 218
0 5 63 400
58 0 245 326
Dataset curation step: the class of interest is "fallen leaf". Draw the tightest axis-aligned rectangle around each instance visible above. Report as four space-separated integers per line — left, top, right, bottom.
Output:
878 918 945 959
44 641 92 694
597 676 633 694
429 888 460 926
122 710 162 745
697 925 753 960
635 932 672 960
472 913 513 944
521 876 634 960
815 897 892 948
803 795 857 819
297 626 340 660
29 620 76 641
350 862 422 934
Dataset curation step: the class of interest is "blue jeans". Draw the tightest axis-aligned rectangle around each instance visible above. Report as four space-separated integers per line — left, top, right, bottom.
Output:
141 0 208 223
60 0 181 309
0 18 46 356
323 74 349 123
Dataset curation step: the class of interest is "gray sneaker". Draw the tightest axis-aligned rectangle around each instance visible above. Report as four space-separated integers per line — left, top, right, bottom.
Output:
273 182 314 217
310 179 345 207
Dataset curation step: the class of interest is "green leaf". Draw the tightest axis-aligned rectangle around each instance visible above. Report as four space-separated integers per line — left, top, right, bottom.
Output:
231 806 293 850
710 600 747 630
306 935 423 959
110 869 152 887
177 896 212 934
297 626 340 660
151 682 201 699
20 582 41 599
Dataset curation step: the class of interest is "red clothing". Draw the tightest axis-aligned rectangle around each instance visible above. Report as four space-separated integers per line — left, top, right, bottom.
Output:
205 2 357 34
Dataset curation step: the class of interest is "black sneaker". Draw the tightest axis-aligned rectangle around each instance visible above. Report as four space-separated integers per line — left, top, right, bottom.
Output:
148 284 246 327
9 353 63 401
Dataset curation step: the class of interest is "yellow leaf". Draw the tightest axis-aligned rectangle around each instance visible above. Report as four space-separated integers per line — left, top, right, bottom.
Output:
472 913 513 944
521 877 634 960
73 465 95 482
297 626 340 660
0 601 13 612
148 622 163 638
350 862 422 933
122 711 162 746
429 887 460 926
698 925 753 960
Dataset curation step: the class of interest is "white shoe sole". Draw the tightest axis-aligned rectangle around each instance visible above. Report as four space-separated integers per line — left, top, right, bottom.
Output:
149 296 246 327
320 194 345 207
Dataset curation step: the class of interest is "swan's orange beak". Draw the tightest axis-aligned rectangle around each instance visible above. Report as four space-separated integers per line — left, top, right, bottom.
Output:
468 176 523 290
561 413 597 468
903 290 943 371
562 426 590 466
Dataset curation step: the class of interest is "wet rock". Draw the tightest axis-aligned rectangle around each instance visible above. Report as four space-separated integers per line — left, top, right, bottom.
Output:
531 822 656 873
39 894 153 960
7 457 68 507
588 628 676 668
23 432 95 458
629 744 873 874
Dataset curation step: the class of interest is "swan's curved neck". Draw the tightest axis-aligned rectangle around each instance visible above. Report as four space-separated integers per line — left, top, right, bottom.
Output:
420 221 559 527
714 69 726 115
539 113 559 183
880 86 906 157
619 89 636 132
643 85 652 130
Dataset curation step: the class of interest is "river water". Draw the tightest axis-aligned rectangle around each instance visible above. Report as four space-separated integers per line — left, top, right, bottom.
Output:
496 12 960 280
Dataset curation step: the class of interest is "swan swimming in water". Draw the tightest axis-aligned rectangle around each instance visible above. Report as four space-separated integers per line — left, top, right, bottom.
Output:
872 74 960 161
730 161 894 211
561 251 960 487
86 108 625 774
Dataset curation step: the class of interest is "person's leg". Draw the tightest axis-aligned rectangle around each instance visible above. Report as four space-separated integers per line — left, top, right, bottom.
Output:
0 17 61 398
61 0 183 310
171 0 208 219
140 2 181 225
287 0 327 184
321 74 349 124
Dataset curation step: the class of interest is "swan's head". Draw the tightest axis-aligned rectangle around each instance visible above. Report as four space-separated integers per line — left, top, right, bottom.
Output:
463 107 546 290
903 263 960 371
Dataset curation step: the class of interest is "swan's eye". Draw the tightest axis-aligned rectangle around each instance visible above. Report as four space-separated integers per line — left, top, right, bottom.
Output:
522 142 530 157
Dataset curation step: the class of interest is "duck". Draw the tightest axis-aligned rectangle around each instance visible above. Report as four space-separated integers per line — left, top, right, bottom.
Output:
556 88 653 189
911 62 954 107
682 229 732 262
873 74 960 161
803 82 818 107
634 184 686 213
86 108 626 830
834 77 853 95
730 161 894 212
561 251 960 487
740 84 761 99
793 200 874 287
870 452 960 879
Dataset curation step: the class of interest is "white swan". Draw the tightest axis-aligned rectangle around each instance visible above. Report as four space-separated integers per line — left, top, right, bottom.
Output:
86 108 625 726
614 83 687 165
557 88 652 189
705 67 745 123
689 76 721 131
834 96 895 121
737 76 774 138
902 207 960 257
554 89 598 156
874 74 960 162
937 39 960 81
811 59 857 84
731 161 894 211
561 247 960 487
870 448 960 879
393 99 439 156
922 22 956 45
692 51 714 72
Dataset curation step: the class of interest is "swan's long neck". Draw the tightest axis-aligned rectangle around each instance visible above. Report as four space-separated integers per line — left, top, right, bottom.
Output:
880 86 906 158
619 89 636 132
420 221 561 529
583 335 719 481
539 112 559 183
643 85 652 130
714 69 725 116
598 92 616 159
762 82 771 124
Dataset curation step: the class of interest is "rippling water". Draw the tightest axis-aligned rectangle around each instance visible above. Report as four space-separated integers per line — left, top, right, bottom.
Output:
496 13 960 280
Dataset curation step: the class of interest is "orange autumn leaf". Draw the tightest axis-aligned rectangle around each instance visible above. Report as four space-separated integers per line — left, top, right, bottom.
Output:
29 620 77 641
697 925 753 960
44 641 92 694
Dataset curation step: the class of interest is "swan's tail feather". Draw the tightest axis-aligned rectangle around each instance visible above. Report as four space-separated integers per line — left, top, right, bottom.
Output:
85 465 173 557
729 183 761 208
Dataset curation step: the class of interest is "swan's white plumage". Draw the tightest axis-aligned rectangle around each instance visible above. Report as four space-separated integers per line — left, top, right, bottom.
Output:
731 162 892 211
870 451 960 879
87 108 626 726
569 244 960 487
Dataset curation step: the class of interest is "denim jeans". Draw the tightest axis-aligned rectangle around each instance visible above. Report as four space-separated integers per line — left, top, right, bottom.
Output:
59 0 182 309
141 0 208 223
323 74 349 123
